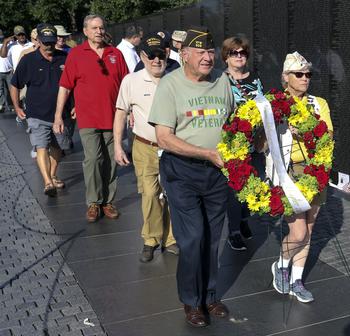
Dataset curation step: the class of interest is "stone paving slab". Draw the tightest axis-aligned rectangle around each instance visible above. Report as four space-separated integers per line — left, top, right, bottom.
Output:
0 129 106 336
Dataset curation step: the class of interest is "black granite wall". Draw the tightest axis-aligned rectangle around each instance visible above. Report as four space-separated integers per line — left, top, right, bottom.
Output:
108 0 349 174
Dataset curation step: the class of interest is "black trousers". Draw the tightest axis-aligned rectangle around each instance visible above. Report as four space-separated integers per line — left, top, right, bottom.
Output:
160 152 229 307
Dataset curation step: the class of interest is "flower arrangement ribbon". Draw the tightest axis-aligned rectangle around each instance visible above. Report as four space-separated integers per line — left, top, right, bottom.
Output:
254 94 311 214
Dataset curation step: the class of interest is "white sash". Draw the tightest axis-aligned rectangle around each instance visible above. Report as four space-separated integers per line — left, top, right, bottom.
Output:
254 94 311 214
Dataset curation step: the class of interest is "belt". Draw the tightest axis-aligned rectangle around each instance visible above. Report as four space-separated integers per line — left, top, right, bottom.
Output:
135 134 158 147
166 152 215 167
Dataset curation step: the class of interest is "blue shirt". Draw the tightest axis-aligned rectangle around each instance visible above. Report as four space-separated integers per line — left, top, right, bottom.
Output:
11 49 68 122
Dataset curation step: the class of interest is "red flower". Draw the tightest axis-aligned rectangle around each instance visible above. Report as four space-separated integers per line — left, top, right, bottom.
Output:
226 158 257 191
274 91 286 100
304 164 330 191
270 194 284 216
238 119 252 133
313 121 328 138
269 88 278 94
305 140 316 150
271 186 284 197
287 97 295 105
303 131 313 142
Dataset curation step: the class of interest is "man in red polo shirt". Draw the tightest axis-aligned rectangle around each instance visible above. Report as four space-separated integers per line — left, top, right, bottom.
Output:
53 14 128 222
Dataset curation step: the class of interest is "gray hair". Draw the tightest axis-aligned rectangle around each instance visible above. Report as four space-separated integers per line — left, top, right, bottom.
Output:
83 14 106 28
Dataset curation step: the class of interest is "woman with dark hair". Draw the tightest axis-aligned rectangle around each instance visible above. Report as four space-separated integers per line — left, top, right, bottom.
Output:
221 36 264 250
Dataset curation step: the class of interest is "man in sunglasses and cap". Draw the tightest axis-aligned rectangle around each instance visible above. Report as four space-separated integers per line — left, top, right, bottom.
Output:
0 26 33 71
114 33 178 262
10 23 71 196
54 14 128 223
148 26 235 327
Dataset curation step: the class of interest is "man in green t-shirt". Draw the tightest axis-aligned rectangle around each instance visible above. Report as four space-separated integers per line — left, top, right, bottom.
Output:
148 26 235 328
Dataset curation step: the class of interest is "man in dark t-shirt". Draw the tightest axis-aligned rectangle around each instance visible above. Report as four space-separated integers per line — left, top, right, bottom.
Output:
10 23 71 197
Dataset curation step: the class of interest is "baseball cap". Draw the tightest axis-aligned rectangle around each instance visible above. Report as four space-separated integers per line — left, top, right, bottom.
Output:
283 51 312 73
14 25 25 35
157 30 171 48
172 30 187 43
37 23 57 43
54 25 71 37
140 33 166 57
182 26 214 49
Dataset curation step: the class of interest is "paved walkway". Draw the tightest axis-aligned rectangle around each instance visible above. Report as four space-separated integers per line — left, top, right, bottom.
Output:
0 123 106 336
0 114 349 336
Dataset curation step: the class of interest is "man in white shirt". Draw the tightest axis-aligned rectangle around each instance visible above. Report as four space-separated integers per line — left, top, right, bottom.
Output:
114 33 178 263
0 29 13 112
0 26 33 71
117 25 143 73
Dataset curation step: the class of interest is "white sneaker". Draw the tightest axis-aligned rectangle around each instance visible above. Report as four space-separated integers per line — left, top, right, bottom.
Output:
30 149 37 159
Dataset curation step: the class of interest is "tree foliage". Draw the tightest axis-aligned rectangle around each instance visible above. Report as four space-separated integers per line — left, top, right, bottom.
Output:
0 0 199 35
90 0 199 24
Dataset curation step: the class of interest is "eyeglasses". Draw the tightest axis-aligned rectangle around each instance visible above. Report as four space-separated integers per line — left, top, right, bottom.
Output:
97 59 109 75
290 72 312 79
228 49 248 58
146 51 166 61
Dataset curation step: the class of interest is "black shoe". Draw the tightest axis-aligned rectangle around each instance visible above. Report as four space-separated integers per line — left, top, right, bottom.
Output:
139 244 159 263
227 234 247 251
240 220 252 239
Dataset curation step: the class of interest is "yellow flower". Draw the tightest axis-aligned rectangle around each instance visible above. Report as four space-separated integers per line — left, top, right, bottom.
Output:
246 194 261 212
231 144 249 160
236 100 262 127
288 98 310 126
313 141 334 166
295 182 317 202
259 194 271 208
217 142 235 162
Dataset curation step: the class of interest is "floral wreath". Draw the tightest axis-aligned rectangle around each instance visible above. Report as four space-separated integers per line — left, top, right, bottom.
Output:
217 89 334 217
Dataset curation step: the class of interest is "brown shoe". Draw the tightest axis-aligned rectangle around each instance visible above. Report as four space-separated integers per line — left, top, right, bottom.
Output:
206 301 229 318
86 203 100 223
102 203 119 219
184 305 208 327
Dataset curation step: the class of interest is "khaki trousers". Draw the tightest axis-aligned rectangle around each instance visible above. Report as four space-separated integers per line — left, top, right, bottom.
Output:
79 128 117 206
132 138 176 247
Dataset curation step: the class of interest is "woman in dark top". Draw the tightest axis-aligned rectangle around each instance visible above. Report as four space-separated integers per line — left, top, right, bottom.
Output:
221 36 264 251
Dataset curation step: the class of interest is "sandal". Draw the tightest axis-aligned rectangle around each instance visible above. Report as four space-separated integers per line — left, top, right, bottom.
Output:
44 183 57 197
52 176 65 189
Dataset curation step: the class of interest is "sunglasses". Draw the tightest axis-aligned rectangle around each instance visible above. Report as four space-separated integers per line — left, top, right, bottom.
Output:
228 49 248 58
146 51 166 61
97 59 109 76
290 72 312 79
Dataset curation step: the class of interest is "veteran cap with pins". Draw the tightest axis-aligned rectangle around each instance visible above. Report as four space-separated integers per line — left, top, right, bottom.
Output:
36 23 57 43
182 26 214 49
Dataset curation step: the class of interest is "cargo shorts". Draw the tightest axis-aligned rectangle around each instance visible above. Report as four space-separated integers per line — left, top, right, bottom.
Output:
26 118 71 151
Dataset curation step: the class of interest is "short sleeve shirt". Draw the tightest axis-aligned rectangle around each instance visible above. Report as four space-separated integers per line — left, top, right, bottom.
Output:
117 39 140 73
148 68 235 150
8 41 33 70
116 69 158 143
11 49 67 122
59 41 129 129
